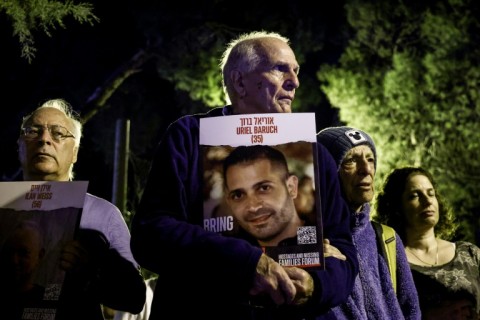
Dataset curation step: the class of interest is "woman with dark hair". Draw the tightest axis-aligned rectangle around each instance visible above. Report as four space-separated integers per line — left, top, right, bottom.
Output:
375 166 480 320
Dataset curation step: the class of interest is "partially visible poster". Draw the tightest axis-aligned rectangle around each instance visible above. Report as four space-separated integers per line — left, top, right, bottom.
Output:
0 181 88 320
200 113 324 270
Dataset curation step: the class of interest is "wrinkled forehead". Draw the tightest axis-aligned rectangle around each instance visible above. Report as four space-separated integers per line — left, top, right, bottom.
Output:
25 107 73 128
345 144 374 157
257 38 298 66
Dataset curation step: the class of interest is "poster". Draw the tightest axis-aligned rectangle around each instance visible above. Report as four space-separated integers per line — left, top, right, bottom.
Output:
200 113 324 269
0 181 88 320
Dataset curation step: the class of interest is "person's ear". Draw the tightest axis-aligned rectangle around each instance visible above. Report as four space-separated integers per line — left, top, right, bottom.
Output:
287 175 299 199
72 146 79 164
231 70 246 97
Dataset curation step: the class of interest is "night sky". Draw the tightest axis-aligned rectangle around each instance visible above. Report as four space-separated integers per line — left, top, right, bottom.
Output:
0 1 346 205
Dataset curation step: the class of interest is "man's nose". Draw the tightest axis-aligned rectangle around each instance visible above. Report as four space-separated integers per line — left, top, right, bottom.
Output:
246 196 263 212
37 127 53 143
285 71 300 90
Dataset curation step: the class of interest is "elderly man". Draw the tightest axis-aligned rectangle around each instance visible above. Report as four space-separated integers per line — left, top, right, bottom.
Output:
131 31 358 320
16 98 146 320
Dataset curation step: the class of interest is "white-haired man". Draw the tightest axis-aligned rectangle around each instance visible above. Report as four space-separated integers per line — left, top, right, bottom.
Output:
17 99 146 320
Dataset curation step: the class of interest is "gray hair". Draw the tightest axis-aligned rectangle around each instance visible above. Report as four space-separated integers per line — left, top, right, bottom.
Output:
21 98 83 180
220 31 290 104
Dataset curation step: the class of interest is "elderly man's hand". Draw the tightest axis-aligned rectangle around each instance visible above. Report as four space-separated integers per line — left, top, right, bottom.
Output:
250 253 297 305
60 240 90 272
284 267 314 306
323 238 346 261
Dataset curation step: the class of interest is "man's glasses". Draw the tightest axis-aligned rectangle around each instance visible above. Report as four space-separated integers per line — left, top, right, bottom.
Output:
21 125 76 143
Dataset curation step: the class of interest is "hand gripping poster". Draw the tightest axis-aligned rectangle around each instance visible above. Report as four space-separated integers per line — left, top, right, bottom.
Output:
0 181 88 320
200 113 324 270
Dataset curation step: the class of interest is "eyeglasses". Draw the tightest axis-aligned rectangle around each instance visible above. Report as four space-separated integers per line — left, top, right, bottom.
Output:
21 125 76 143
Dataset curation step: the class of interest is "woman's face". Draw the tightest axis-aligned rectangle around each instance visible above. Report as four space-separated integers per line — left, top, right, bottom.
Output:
401 173 439 231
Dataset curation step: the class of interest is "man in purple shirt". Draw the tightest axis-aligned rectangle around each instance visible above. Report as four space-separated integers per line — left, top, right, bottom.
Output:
16 98 146 320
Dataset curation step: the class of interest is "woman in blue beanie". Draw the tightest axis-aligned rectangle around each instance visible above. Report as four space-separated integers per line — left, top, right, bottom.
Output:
318 126 420 320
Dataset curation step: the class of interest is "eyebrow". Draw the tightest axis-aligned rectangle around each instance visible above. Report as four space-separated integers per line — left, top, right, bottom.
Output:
228 179 272 192
28 122 69 128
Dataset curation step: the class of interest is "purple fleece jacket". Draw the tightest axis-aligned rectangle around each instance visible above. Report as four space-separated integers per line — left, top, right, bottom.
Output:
325 203 420 320
131 106 359 320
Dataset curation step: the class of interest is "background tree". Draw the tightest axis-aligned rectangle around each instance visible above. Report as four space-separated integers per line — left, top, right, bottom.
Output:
318 0 480 243
0 0 347 223
2 0 478 244
0 0 98 62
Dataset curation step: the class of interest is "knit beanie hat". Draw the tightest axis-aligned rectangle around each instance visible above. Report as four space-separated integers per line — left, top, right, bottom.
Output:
317 126 377 170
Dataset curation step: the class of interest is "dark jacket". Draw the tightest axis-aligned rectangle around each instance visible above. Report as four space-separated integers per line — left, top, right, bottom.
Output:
131 106 358 319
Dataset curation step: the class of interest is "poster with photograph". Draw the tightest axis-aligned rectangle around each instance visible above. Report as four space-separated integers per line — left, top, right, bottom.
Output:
200 113 324 270
0 181 88 320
